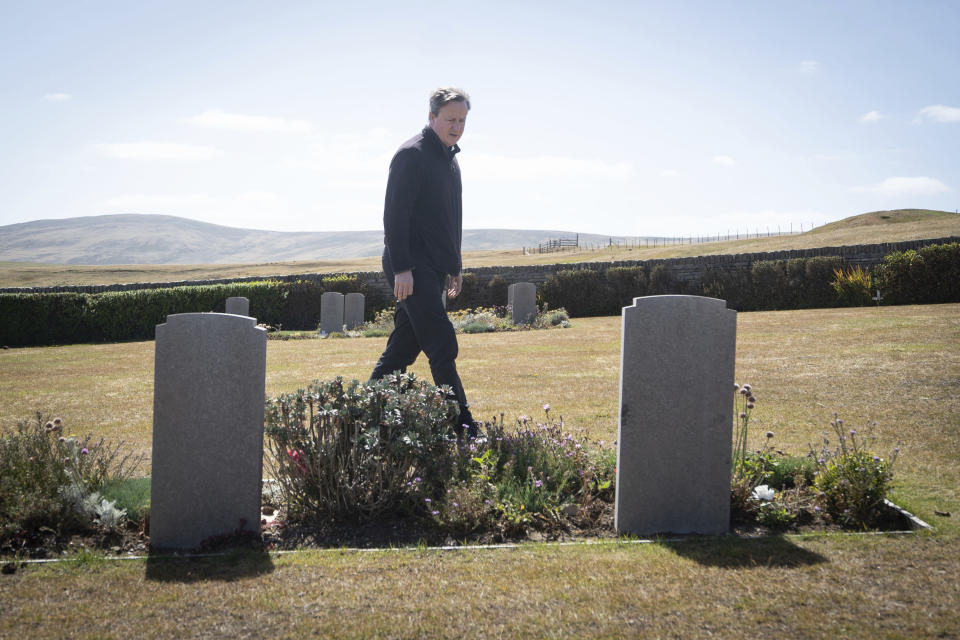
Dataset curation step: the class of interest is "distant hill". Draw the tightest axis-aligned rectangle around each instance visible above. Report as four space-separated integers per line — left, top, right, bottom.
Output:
0 214 631 265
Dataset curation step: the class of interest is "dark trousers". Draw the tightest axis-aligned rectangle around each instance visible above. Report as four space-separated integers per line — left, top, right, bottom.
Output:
370 262 474 429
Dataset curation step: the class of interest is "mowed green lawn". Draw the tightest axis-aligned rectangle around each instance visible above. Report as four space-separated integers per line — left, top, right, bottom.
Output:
1 304 958 639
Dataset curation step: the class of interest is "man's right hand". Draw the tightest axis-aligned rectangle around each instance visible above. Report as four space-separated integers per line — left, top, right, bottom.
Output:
394 270 414 301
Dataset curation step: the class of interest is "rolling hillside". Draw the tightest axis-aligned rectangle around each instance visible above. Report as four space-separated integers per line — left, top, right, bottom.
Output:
0 214 630 265
0 209 957 288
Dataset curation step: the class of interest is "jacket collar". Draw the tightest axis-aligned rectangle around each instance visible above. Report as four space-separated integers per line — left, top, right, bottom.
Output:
422 126 460 158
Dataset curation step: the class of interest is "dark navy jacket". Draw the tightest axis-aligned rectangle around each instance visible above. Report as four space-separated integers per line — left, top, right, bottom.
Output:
382 126 463 278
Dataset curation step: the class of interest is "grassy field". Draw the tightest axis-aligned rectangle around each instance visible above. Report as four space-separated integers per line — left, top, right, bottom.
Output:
1 304 958 638
3 209 958 287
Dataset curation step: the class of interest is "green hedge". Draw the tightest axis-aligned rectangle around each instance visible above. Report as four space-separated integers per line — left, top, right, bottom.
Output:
540 269 617 317
0 276 381 347
872 242 960 305
4 243 956 344
0 293 87 347
536 246 958 317
81 282 288 342
541 256 852 316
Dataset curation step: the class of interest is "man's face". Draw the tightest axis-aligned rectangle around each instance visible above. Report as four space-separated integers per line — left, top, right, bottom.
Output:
428 100 468 148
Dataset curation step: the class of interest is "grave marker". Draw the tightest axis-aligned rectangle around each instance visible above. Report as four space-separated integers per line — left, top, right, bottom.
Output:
225 296 249 316
150 313 267 549
344 293 365 329
507 282 537 325
615 295 736 536
320 292 345 334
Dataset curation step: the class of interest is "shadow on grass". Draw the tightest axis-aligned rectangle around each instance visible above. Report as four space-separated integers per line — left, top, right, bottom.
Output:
662 535 828 568
145 548 275 583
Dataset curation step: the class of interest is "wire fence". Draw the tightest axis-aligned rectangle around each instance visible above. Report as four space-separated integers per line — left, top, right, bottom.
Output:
527 223 822 254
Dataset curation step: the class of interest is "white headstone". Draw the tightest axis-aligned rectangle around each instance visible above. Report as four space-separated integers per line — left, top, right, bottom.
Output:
320 292 345 334
615 295 736 536
150 313 267 549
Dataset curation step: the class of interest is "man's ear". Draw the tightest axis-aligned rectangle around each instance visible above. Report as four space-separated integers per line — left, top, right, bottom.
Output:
428 111 436 123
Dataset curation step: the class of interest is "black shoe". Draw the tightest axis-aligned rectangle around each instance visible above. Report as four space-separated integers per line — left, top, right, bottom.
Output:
455 414 479 442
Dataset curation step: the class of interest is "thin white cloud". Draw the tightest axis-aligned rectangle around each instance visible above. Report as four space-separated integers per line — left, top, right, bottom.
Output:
658 169 682 178
798 60 820 74
461 154 632 181
858 110 884 124
712 155 737 167
913 104 960 123
93 142 224 161
852 176 952 196
44 93 72 102
185 109 313 134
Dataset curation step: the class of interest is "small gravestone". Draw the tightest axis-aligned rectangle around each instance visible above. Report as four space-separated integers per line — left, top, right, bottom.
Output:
615 295 736 536
344 293 365 329
507 282 537 325
225 296 249 316
320 292 345 334
150 313 267 549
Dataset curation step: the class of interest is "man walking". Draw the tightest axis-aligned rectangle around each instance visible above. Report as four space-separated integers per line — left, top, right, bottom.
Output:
369 87 476 437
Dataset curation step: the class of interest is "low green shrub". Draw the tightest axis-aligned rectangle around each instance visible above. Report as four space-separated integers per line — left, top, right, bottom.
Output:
532 306 570 329
461 320 496 334
265 376 615 538
357 305 570 338
476 410 615 532
99 477 151 524
730 385 901 531
264 374 460 524
811 415 899 528
449 307 511 333
831 266 874 306
766 454 817 490
0 414 143 544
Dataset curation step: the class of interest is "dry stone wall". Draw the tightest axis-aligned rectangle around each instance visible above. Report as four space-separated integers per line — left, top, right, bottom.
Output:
3 236 956 296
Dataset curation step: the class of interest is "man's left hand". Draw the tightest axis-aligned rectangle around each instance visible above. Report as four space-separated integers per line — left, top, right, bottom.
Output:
447 273 463 299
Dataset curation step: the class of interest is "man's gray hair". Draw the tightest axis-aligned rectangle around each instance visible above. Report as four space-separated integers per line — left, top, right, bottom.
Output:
429 87 471 115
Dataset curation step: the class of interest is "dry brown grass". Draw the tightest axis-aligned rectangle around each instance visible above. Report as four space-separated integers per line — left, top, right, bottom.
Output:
1 536 957 638
3 209 957 287
1 304 958 638
1 304 956 528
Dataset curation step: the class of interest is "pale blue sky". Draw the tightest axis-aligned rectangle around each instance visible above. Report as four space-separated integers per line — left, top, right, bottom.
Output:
1 0 957 237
